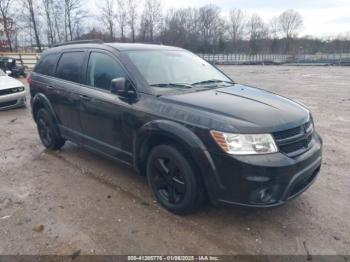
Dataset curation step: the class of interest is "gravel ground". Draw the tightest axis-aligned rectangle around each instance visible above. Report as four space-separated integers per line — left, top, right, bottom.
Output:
0 66 349 256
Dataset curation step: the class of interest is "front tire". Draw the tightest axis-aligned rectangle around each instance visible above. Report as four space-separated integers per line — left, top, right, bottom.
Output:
147 144 206 215
36 108 65 150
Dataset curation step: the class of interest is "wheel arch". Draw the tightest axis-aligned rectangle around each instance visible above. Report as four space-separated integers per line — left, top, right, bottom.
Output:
32 93 58 124
134 120 224 201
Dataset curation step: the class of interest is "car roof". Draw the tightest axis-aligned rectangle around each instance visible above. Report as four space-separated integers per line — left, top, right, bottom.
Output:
43 42 185 55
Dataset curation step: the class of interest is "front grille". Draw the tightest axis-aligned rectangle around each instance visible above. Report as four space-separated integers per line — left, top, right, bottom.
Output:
274 126 302 140
0 88 14 96
273 121 314 157
0 100 17 108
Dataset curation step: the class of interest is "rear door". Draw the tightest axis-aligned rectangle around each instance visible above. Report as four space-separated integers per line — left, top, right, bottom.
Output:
51 51 86 140
31 53 59 106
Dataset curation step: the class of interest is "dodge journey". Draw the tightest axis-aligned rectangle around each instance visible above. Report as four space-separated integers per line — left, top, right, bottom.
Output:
30 40 323 214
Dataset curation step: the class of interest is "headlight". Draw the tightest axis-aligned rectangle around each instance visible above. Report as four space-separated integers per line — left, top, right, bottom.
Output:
11 87 24 93
211 131 278 155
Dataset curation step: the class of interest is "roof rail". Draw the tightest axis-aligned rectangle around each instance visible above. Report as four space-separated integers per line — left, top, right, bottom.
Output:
54 39 104 47
139 42 163 45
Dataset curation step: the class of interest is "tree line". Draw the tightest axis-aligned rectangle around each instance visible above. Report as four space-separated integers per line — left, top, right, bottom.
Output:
0 0 349 54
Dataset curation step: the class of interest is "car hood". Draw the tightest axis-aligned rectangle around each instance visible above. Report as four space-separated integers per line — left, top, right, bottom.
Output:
159 84 310 133
0 76 24 90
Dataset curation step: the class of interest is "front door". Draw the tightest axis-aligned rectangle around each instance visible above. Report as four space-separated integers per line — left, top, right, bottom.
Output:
79 51 133 164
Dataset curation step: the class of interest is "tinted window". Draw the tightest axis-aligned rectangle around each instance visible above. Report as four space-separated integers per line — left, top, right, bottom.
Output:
87 52 126 91
35 54 58 76
56 52 85 83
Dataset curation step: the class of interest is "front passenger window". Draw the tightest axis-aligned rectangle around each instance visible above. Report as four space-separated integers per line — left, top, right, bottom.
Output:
87 52 126 91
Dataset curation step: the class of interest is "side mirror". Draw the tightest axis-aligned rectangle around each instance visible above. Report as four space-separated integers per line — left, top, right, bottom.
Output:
111 77 126 96
110 77 137 99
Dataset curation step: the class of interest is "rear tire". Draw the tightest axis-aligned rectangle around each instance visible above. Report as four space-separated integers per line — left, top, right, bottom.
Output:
147 144 206 215
36 108 65 150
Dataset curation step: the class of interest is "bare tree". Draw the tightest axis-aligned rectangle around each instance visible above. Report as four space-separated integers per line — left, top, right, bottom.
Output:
228 9 245 42
42 0 55 46
0 0 14 51
52 1 64 43
115 0 127 42
269 16 280 38
198 5 221 39
247 13 268 54
127 0 137 42
269 16 281 53
64 0 84 41
161 8 190 47
3 1 350 54
185 8 200 36
197 5 225 51
139 12 148 42
140 0 162 42
99 0 115 41
161 5 225 52
278 9 303 39
22 0 42 52
278 9 303 52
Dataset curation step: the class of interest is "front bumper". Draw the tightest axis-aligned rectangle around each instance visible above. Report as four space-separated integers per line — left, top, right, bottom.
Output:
208 132 323 207
0 91 26 110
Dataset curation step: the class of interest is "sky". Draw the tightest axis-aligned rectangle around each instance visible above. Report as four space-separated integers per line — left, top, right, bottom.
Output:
89 0 350 38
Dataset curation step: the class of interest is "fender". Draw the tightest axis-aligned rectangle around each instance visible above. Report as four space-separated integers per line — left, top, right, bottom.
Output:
134 120 225 201
32 93 59 125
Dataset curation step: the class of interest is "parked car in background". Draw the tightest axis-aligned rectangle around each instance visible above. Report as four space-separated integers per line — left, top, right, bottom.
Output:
0 69 26 110
29 41 323 215
0 57 27 78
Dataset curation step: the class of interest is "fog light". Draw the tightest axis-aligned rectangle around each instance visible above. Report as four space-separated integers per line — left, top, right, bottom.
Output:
257 188 273 203
249 185 280 205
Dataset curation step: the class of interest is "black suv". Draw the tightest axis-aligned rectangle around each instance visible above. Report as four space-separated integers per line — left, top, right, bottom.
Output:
30 40 323 215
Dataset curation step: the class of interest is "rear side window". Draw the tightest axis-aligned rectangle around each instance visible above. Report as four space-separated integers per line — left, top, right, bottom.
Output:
87 52 126 91
35 54 58 76
56 52 85 83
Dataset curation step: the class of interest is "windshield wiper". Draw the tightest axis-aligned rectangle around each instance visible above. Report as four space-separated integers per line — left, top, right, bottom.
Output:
192 79 235 86
150 83 193 89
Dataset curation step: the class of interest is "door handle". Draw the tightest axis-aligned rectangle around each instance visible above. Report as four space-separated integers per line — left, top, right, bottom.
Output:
80 95 91 101
46 85 63 94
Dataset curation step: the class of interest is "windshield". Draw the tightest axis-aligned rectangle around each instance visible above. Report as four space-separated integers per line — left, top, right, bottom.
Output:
125 50 232 90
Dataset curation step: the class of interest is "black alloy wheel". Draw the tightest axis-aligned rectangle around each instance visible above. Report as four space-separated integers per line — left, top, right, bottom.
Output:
38 114 53 147
147 145 206 215
151 156 186 205
36 109 66 150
